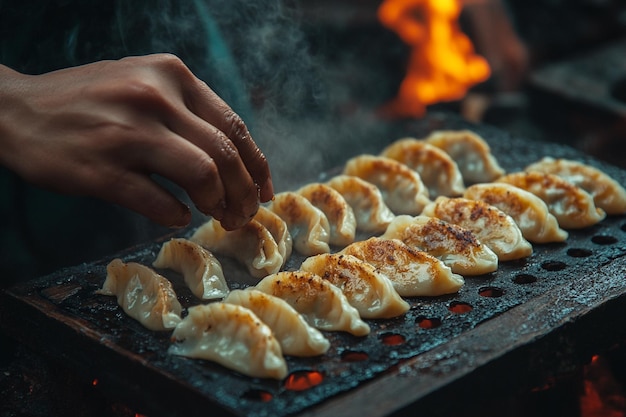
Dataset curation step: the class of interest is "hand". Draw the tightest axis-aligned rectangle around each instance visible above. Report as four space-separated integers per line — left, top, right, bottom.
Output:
0 54 273 230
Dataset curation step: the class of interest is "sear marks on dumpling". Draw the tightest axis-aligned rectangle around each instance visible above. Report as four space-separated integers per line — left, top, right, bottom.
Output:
380 138 466 199
253 206 294 263
525 157 626 215
268 191 331 256
153 238 229 301
464 183 568 243
497 171 606 229
255 270 371 337
300 253 410 319
326 174 395 233
223 288 330 357
297 183 357 248
422 196 533 261
424 129 506 184
339 236 465 296
169 303 288 380
382 215 498 276
342 154 431 215
190 218 284 279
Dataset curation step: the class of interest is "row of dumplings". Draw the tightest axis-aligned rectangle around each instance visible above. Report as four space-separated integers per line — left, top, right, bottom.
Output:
97 129 626 380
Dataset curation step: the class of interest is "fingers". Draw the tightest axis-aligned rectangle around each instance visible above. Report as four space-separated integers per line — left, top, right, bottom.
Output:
166 112 262 230
99 170 192 228
180 76 274 202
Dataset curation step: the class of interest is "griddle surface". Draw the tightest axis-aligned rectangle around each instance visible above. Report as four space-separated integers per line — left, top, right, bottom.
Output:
2 113 626 417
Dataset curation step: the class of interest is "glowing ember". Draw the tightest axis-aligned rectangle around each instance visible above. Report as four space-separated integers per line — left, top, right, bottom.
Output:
377 0 491 117
284 370 324 391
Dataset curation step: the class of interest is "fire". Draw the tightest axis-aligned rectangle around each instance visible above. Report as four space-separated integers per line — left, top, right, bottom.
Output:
377 0 491 118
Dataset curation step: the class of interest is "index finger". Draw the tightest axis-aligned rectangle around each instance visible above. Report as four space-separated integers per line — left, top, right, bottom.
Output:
184 79 274 202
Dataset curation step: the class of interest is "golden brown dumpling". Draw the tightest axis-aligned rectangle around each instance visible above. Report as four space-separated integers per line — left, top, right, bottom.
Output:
326 175 395 233
382 215 498 276
425 130 505 184
497 171 606 229
267 191 331 256
169 303 288 380
300 253 409 319
421 197 533 261
190 218 283 279
297 183 357 247
342 154 431 215
464 183 568 243
253 206 293 263
223 289 330 357
255 270 370 336
153 238 229 300
380 138 465 198
339 236 464 296
525 157 626 215
98 259 182 331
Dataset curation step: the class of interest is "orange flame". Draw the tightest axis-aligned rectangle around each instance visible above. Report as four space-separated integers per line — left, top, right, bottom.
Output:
378 0 491 118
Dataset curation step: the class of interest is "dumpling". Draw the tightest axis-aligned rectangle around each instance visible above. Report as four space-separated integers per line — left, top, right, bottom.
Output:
267 191 330 256
464 183 568 243
255 270 370 337
525 157 626 215
190 218 283 279
153 238 229 300
223 289 330 357
300 253 409 319
497 171 606 229
382 215 498 276
421 197 533 261
425 130 505 184
326 174 395 233
342 154 431 215
339 236 465 296
97 258 182 331
169 303 287 380
297 183 357 247
253 206 293 262
380 138 465 198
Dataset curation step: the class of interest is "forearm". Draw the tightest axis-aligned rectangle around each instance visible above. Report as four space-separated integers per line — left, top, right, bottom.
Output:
0 64 30 175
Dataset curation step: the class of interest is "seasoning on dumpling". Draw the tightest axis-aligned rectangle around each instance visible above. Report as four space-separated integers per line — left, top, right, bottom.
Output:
342 154 431 215
253 206 293 263
153 238 229 300
382 215 498 276
190 218 283 279
268 191 331 256
525 157 626 215
223 289 330 357
380 138 465 198
297 182 357 248
326 174 395 233
255 270 370 337
300 253 409 319
169 303 288 380
497 171 606 229
424 129 505 184
97 258 182 331
422 197 533 261
339 236 465 296
464 183 568 243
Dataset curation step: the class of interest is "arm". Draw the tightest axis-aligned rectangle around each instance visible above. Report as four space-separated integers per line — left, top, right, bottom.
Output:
0 54 273 230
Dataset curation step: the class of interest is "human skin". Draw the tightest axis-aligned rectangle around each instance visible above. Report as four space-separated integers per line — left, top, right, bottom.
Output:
0 53 274 230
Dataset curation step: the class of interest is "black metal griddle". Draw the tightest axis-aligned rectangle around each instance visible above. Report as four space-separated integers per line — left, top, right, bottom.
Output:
1 113 626 417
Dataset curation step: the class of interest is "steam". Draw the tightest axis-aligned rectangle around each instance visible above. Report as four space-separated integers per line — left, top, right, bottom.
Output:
112 0 394 191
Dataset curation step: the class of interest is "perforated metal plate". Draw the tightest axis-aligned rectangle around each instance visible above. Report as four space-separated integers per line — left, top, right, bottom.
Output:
2 113 626 417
